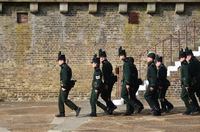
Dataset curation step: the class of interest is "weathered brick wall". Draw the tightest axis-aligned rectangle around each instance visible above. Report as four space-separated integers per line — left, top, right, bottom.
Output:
1 2 200 101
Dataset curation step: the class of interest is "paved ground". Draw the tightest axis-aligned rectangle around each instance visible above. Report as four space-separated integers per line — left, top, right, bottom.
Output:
0 99 200 132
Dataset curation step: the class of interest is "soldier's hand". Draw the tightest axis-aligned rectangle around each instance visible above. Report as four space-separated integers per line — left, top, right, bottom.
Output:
104 84 108 90
185 87 189 91
62 88 66 91
126 85 130 91
150 87 154 91
159 86 163 89
95 90 98 94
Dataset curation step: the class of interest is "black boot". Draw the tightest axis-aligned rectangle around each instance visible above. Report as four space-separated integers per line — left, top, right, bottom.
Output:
121 112 132 116
55 112 65 117
75 107 81 117
151 106 161 116
134 106 144 114
108 105 117 115
166 105 174 113
182 111 192 115
90 112 97 117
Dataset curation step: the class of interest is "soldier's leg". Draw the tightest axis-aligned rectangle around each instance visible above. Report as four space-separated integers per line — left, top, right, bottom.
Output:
63 89 77 110
107 83 115 108
158 88 167 112
162 87 173 109
144 86 158 109
90 89 97 113
101 89 109 107
181 87 195 112
97 92 107 111
121 83 138 108
126 88 134 113
190 85 200 110
58 88 65 113
132 86 143 107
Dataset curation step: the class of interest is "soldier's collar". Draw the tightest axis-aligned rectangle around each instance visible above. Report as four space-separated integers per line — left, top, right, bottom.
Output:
181 60 187 65
123 57 129 62
148 61 155 67
60 63 66 68
102 59 107 63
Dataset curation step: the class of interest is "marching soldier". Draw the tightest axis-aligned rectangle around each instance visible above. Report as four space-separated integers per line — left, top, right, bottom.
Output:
55 51 81 117
99 49 117 115
127 57 144 114
118 47 141 116
144 52 161 116
155 55 173 113
179 49 196 115
185 47 200 112
90 54 107 117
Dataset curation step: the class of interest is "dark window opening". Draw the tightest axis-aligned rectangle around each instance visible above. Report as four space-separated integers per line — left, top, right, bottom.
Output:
17 13 28 23
128 13 139 24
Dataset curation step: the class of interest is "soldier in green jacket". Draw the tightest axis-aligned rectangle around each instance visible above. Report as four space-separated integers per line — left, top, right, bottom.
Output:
118 47 141 116
99 49 117 115
185 47 200 113
127 57 144 114
55 51 81 117
155 55 173 113
179 49 196 115
90 54 107 117
144 52 161 116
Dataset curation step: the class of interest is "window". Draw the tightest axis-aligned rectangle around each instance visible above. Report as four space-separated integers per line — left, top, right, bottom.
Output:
17 13 28 23
128 13 139 24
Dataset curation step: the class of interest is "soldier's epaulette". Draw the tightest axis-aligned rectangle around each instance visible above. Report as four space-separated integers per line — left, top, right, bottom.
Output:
124 58 129 62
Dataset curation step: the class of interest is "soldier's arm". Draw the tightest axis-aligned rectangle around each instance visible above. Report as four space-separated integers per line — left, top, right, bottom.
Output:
183 65 189 87
124 62 131 86
62 67 69 89
102 64 110 84
150 66 157 88
159 67 166 86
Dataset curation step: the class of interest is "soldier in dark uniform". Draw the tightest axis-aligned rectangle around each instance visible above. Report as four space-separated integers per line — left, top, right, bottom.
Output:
144 52 161 116
99 49 117 115
90 54 107 117
118 47 141 116
185 47 200 112
179 49 196 115
155 55 173 113
127 57 144 114
55 51 81 117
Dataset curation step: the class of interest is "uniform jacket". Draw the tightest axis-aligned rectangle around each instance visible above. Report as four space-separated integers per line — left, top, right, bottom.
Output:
60 63 72 89
147 61 157 88
188 56 200 83
181 60 191 87
92 67 103 91
102 59 113 85
130 63 138 87
122 57 132 86
157 64 167 87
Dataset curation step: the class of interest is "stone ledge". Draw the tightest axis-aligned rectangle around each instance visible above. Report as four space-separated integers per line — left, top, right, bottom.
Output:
0 0 199 2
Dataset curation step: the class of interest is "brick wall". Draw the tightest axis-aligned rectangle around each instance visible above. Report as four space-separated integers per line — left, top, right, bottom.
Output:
1 2 200 101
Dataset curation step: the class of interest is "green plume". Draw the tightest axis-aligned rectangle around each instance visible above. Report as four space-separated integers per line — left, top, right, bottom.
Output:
58 51 61 60
99 49 102 56
93 54 97 60
118 46 122 54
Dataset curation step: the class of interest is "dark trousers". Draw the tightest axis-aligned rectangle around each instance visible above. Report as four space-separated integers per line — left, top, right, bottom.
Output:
101 83 115 109
90 88 107 113
181 85 195 111
158 86 173 111
121 83 138 112
190 84 200 109
58 88 77 113
144 85 160 109
127 85 143 113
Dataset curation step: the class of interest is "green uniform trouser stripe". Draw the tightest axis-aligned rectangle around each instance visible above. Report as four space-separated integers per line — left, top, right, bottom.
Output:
90 88 106 113
121 83 137 112
158 86 173 111
144 85 160 109
181 86 195 111
58 88 77 113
